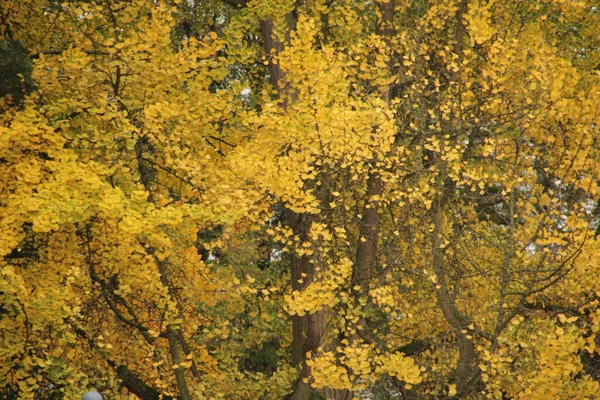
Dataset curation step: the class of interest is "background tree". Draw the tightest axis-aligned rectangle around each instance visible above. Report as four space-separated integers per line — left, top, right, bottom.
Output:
1 1 600 399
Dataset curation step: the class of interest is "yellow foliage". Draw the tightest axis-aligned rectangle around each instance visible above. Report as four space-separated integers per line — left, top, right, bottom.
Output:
2 0 600 398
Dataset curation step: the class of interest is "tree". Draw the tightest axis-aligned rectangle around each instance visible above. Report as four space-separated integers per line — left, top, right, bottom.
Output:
1 0 600 399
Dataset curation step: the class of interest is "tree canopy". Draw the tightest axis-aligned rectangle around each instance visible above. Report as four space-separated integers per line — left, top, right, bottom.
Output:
1 0 600 399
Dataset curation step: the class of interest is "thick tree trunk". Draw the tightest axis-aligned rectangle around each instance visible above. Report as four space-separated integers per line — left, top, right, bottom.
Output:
352 0 394 295
352 173 383 295
345 3 394 399
259 10 325 400
286 208 335 400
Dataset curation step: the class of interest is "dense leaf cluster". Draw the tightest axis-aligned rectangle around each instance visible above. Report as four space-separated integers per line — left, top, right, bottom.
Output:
1 1 600 399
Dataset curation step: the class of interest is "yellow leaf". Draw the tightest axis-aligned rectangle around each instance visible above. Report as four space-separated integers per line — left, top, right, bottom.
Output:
448 384 457 396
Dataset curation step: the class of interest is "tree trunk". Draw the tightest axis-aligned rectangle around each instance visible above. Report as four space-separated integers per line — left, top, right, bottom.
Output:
431 159 476 393
259 10 325 400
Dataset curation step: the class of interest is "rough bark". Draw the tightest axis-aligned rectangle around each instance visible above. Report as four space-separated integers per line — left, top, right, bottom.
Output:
352 173 383 295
